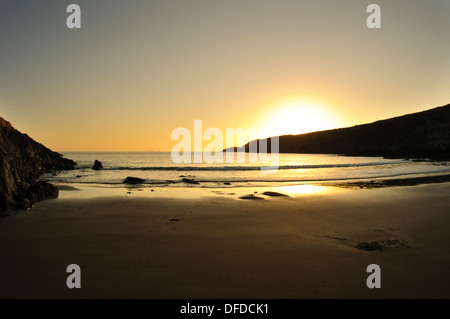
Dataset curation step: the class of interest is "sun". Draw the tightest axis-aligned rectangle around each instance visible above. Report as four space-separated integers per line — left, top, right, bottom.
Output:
259 99 344 137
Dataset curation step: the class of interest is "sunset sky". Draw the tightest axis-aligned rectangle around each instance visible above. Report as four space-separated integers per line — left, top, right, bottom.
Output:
1 0 449 151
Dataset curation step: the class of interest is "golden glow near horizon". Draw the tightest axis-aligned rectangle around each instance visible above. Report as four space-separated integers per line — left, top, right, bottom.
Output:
257 98 348 137
274 184 338 196
1 1 450 152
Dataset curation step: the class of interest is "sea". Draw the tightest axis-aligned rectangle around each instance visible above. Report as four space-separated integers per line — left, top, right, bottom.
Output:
41 152 450 188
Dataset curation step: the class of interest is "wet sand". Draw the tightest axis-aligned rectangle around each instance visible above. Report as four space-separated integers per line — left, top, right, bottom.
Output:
0 182 449 298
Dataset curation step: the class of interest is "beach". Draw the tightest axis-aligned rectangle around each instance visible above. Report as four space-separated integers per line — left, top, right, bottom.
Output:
2 0 450 305
1 181 449 299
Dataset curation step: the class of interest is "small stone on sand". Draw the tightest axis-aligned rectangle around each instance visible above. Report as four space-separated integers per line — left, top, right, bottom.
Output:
239 194 264 200
262 191 289 197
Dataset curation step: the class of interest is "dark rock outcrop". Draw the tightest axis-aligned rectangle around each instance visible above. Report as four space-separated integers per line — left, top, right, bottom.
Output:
262 191 289 197
16 181 60 209
92 160 103 170
239 194 264 200
0 117 77 213
123 176 145 184
182 178 199 185
234 103 450 160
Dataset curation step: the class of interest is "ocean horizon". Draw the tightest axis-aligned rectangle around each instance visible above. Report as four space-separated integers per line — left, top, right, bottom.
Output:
43 152 450 188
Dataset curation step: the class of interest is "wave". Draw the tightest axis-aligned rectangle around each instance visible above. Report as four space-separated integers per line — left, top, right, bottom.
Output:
44 170 450 187
75 161 406 171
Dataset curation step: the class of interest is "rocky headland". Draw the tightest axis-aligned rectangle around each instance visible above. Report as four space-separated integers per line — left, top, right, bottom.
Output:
0 117 76 213
228 103 450 160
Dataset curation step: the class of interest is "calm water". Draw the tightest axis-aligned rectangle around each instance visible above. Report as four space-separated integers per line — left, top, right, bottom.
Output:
42 152 450 188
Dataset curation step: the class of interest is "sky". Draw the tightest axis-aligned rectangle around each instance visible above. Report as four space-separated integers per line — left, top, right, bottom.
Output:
0 0 449 151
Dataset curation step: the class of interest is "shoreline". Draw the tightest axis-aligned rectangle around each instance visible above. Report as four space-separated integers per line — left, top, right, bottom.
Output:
44 172 450 201
321 173 450 189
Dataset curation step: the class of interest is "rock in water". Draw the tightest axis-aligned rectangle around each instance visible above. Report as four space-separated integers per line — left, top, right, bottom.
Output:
92 160 103 170
182 178 199 184
0 117 77 213
123 176 145 184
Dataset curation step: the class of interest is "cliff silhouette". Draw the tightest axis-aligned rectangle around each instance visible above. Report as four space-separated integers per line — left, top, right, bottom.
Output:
0 117 77 212
232 103 450 160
